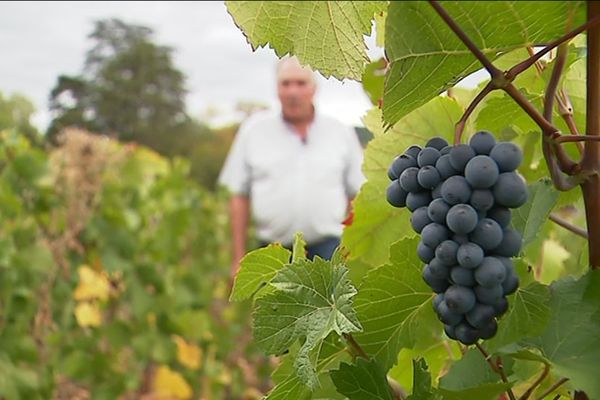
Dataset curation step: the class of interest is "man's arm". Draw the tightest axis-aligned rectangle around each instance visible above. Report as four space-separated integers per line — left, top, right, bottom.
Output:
230 194 250 278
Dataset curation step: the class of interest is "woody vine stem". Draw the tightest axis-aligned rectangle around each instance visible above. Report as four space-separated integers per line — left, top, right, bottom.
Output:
428 1 600 399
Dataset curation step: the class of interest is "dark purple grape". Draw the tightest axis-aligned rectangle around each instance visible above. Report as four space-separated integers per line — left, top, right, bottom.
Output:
441 176 472 205
492 228 522 257
465 155 499 189
421 223 449 249
478 319 498 340
490 142 523 172
399 167 422 193
405 145 422 159
428 198 450 224
470 218 503 250
493 297 509 317
469 131 496 155
435 240 459 266
435 154 459 180
474 284 504 305
388 154 418 180
428 257 450 280
457 242 484 269
418 147 441 167
445 285 476 314
493 172 528 208
470 189 495 212
386 180 408 208
487 206 511 228
449 144 476 172
455 322 479 345
436 300 463 325
417 166 441 189
444 324 458 340
466 303 496 329
474 257 507 287
426 136 449 151
423 265 450 293
411 207 432 233
406 191 432 212
446 204 478 234
417 241 435 263
450 266 476 286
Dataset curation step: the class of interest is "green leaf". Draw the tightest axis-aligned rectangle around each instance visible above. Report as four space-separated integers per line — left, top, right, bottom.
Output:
225 1 386 80
406 359 442 400
362 58 387 105
254 258 362 389
383 1 584 125
229 244 290 302
343 98 462 265
330 357 394 400
484 282 551 353
292 232 307 262
353 236 439 370
512 179 559 247
438 349 512 400
528 270 600 398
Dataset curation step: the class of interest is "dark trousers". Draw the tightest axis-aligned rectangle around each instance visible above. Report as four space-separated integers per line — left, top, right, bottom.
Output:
259 236 340 261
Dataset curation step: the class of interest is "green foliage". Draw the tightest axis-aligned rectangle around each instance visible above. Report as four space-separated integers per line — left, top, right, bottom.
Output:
405 359 442 400
226 1 387 80
330 358 394 400
512 179 559 248
254 258 361 388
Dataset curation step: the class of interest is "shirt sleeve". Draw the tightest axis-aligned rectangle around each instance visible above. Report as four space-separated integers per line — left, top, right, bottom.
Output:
218 122 251 195
344 126 366 198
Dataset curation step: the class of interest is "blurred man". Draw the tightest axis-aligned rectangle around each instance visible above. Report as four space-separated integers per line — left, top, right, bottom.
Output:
218 56 365 278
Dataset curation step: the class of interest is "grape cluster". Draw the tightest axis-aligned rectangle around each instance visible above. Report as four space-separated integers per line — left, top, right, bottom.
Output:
386 131 528 345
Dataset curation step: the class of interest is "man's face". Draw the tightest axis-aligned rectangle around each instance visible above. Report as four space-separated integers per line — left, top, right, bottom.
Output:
277 63 316 123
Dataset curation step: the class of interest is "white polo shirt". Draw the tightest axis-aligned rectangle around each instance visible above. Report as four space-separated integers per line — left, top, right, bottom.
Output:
218 110 365 245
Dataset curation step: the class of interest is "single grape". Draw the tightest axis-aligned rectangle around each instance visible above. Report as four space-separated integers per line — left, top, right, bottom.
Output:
449 144 476 172
490 142 523 172
436 300 463 325
469 130 496 155
426 136 449 150
466 303 496 329
492 228 522 257
386 180 408 208
444 324 458 340
445 285 476 314
411 206 432 233
423 265 450 293
478 318 498 340
399 167 422 193
493 172 528 208
417 166 441 189
417 241 435 263
405 145 422 159
388 154 418 180
455 322 479 345
406 191 432 212
487 206 511 228
418 147 441 167
441 175 472 205
421 223 450 249
470 189 495 212
457 242 484 269
428 257 450 280
470 218 503 250
435 240 459 266
474 257 507 287
493 297 509 317
502 274 519 295
465 155 499 189
450 266 476 286
446 204 478 234
474 284 504 305
427 198 450 224
435 154 458 180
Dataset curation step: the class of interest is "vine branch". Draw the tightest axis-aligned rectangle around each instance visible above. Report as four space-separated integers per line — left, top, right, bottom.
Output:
508 13 600 78
549 213 588 238
555 135 600 143
475 343 516 400
534 377 569 400
454 81 495 144
519 363 550 400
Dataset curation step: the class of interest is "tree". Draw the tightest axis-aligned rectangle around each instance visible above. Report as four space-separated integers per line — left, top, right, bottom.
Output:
226 2 600 400
0 91 41 145
47 18 188 146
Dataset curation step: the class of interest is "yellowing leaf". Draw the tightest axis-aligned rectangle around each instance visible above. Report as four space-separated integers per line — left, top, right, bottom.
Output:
173 335 202 370
153 365 193 400
74 265 110 301
74 302 102 327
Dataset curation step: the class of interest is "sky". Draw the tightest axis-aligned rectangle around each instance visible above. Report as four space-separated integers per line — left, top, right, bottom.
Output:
0 1 387 130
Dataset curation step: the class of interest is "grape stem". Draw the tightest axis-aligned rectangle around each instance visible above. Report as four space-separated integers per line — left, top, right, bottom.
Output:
454 82 494 144
519 363 550 400
475 343 517 400
555 135 600 143
534 378 569 400
549 213 589 239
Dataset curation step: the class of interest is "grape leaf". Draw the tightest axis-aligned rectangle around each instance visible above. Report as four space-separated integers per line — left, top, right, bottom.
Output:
343 97 461 265
229 244 290 302
330 357 394 400
353 236 440 370
292 232 307 262
527 270 600 398
406 359 442 400
225 1 386 80
254 258 362 389
383 1 584 126
512 179 559 248
438 348 512 400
